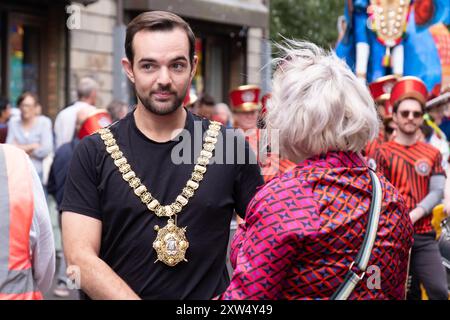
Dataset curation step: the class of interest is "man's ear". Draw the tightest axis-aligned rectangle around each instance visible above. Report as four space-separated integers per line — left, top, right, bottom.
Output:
121 58 135 84
190 55 199 79
393 112 398 124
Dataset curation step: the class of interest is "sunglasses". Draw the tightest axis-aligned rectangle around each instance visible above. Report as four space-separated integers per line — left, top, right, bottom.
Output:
399 110 423 119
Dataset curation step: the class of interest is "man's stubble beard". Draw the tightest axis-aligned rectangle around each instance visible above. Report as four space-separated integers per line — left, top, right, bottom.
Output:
397 122 420 137
136 83 189 116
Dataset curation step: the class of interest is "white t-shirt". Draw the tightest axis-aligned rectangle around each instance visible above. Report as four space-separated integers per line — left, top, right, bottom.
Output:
54 101 94 149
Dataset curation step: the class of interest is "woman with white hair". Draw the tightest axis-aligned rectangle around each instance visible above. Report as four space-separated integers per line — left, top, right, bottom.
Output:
219 40 413 300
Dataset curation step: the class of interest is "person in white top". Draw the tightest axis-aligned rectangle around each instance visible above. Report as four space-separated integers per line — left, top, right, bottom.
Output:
54 77 99 149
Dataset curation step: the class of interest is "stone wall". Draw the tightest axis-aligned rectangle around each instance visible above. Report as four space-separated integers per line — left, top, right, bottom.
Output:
69 0 116 108
247 27 263 86
68 0 270 106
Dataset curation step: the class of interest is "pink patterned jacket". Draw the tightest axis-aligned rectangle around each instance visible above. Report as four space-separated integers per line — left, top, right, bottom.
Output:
219 151 413 300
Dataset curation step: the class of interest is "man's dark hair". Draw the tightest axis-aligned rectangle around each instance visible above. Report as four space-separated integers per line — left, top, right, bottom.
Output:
16 92 38 107
125 11 196 66
0 97 9 113
198 93 215 107
420 124 433 141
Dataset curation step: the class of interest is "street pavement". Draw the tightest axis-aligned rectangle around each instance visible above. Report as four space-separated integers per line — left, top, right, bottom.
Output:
45 195 79 300
44 254 79 300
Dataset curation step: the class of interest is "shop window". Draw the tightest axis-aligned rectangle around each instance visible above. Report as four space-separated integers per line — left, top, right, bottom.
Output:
9 22 41 107
7 13 45 108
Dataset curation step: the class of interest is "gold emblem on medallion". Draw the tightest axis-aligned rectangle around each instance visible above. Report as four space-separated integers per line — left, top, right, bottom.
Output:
370 0 411 46
153 219 189 267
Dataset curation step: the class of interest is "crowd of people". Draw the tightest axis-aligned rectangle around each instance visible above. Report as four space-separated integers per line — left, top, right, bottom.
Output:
0 10 449 300
0 76 125 297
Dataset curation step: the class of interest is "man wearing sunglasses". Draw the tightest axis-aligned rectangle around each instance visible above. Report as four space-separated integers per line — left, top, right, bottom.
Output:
374 77 448 300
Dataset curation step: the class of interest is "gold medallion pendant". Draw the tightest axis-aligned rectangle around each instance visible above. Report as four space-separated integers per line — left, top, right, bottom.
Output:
153 218 189 267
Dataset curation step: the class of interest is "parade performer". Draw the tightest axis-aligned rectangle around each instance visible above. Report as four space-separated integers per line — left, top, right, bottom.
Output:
339 0 410 81
230 85 261 152
425 88 450 153
230 87 294 183
61 11 263 300
365 75 398 160
0 144 55 299
368 75 397 120
374 76 448 300
337 0 450 90
220 40 413 300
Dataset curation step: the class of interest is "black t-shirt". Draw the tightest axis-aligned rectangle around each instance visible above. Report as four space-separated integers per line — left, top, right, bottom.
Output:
61 109 263 299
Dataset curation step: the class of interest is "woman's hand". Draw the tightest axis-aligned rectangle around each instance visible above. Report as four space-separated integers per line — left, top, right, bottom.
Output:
16 143 40 155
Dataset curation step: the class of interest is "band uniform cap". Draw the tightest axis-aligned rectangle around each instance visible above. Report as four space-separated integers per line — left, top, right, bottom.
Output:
229 85 261 112
369 75 398 102
78 109 112 139
426 92 450 110
389 76 428 108
384 96 394 119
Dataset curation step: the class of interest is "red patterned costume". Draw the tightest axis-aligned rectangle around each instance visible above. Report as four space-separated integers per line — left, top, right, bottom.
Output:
365 130 385 159
220 151 413 299
375 141 444 234
372 76 449 300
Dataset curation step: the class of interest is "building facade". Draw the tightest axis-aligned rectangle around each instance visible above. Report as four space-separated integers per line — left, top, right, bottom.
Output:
0 0 270 117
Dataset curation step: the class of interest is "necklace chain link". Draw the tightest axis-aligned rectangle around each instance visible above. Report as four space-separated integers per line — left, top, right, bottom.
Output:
98 121 222 218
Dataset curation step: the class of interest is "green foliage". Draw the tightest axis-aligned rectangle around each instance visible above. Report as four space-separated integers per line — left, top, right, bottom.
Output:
270 0 345 49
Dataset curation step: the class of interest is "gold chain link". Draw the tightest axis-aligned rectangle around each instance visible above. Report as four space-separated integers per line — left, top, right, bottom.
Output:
98 121 221 218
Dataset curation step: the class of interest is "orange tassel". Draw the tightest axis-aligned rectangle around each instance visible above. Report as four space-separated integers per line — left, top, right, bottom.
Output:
382 47 391 67
382 55 390 67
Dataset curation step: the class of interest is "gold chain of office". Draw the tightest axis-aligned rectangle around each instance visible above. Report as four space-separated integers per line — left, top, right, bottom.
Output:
98 121 221 267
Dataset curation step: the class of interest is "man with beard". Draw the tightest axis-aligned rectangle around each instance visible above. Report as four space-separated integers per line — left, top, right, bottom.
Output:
374 77 448 300
60 11 263 299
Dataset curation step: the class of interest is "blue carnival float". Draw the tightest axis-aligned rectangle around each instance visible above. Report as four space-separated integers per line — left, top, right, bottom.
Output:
336 0 450 92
